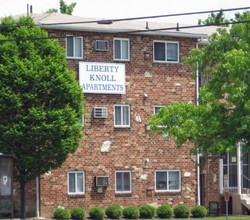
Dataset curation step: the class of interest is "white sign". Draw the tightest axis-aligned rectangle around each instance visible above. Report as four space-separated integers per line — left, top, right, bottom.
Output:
79 62 126 94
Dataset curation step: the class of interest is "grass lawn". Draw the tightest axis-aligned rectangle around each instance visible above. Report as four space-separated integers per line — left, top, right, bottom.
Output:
151 216 250 220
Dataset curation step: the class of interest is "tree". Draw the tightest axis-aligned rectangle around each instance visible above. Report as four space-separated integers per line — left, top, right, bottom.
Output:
46 0 76 15
198 9 230 26
60 0 76 15
46 8 58 13
149 12 250 156
0 16 84 218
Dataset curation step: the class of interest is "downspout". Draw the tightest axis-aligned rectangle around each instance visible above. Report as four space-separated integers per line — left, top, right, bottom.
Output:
196 38 201 205
237 142 242 194
36 176 40 218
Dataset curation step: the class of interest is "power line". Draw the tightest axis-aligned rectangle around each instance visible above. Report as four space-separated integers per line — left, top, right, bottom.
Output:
41 6 250 26
0 6 249 43
0 20 249 43
117 20 250 34
0 35 71 42
0 6 249 28
108 6 250 23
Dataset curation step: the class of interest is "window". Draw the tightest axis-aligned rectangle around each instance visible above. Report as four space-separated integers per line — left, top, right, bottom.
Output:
114 105 130 128
154 105 165 114
153 105 167 129
114 38 130 61
153 41 179 63
68 171 85 194
66 36 83 59
155 170 181 192
115 171 132 193
81 115 84 128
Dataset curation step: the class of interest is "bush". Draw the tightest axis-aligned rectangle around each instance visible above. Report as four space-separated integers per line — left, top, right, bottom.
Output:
173 204 190 218
191 205 208 218
71 207 85 219
53 207 71 220
139 205 155 219
89 207 105 219
123 206 140 219
156 204 173 218
105 204 122 219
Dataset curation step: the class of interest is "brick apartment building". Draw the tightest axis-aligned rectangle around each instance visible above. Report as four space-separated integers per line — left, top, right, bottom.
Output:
7 13 250 218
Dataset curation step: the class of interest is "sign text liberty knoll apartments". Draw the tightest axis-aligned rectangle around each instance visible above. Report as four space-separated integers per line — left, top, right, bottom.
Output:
79 62 126 94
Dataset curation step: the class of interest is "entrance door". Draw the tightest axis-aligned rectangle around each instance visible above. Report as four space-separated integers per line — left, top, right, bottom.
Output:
199 173 205 205
223 154 237 191
242 153 250 189
223 153 250 191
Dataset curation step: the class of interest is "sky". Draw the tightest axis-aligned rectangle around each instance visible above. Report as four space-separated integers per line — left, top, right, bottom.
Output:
0 0 249 24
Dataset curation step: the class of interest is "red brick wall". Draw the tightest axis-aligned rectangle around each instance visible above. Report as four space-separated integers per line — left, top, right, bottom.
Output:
200 159 221 209
13 181 37 217
35 30 198 217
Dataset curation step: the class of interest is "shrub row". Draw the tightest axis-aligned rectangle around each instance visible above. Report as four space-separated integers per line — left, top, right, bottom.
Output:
53 204 207 220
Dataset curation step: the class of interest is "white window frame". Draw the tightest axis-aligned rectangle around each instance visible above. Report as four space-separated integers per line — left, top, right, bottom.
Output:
67 171 85 195
154 105 165 114
114 104 130 128
153 40 179 63
153 105 167 128
66 36 83 59
155 170 181 192
113 38 130 61
115 170 132 193
81 114 84 128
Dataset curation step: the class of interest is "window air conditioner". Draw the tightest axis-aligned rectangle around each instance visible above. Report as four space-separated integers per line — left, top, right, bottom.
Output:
94 107 108 118
96 176 109 187
95 40 109 51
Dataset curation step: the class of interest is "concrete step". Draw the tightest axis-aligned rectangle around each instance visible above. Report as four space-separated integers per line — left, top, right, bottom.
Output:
241 194 250 209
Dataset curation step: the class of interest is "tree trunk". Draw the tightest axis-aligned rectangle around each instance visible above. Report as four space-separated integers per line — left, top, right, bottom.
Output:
20 180 26 219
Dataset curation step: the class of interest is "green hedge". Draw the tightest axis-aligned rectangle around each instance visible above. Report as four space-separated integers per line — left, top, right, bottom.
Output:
173 204 190 218
53 208 71 220
123 206 140 219
105 204 123 219
156 204 173 218
89 207 105 219
71 207 85 219
191 205 208 218
139 205 156 218
52 203 209 219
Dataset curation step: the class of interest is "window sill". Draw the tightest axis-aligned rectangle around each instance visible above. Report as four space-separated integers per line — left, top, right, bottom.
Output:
153 61 179 64
113 59 130 62
115 192 132 197
67 193 85 197
155 190 181 194
66 57 83 60
114 126 131 128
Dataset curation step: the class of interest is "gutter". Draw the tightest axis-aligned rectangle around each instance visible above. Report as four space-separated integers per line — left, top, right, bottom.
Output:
39 24 209 39
36 177 40 218
196 38 201 206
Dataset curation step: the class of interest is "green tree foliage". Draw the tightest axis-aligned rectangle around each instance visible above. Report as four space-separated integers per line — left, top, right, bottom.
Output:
46 0 76 15
60 0 76 15
46 8 58 13
0 16 84 218
198 9 230 26
149 12 250 156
